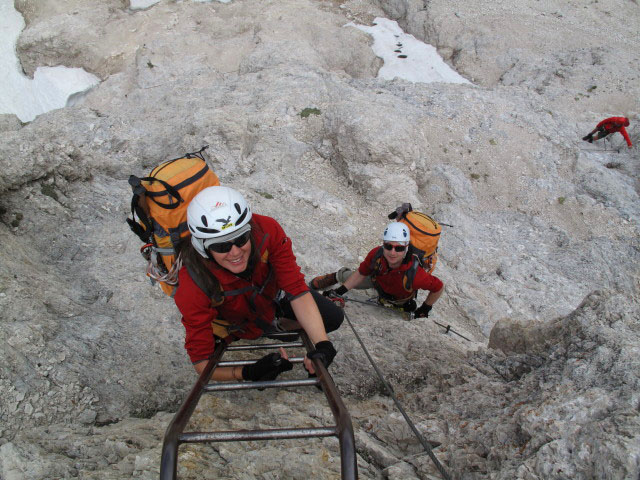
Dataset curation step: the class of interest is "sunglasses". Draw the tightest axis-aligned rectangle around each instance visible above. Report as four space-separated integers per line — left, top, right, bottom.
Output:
383 243 407 252
208 231 251 253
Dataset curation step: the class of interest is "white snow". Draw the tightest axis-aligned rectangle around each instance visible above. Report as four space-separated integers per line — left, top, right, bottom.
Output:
349 18 471 85
130 0 230 9
0 0 100 123
1 5 465 124
130 0 162 9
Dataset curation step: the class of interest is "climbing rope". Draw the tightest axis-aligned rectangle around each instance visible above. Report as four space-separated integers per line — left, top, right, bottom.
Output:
342 310 452 480
144 247 182 286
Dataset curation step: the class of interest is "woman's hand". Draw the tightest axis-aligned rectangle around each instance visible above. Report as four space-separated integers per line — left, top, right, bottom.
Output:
242 347 293 381
304 340 337 375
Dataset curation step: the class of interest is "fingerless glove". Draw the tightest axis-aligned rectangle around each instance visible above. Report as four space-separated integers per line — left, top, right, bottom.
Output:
307 340 337 369
242 353 293 381
323 285 348 297
414 303 432 318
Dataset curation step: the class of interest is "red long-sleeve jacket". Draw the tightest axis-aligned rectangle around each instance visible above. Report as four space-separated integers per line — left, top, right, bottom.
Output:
597 117 632 147
358 247 443 300
174 214 308 363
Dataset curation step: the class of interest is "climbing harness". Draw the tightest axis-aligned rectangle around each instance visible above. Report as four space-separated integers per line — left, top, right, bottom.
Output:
343 296 470 340
342 310 452 480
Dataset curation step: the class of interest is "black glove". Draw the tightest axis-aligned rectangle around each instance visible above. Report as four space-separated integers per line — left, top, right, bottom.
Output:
402 299 417 312
414 304 432 318
323 285 348 298
242 352 293 381
582 134 593 143
307 341 337 369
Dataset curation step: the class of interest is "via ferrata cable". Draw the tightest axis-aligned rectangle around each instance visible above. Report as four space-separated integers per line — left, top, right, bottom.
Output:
342 310 452 480
342 296 470 341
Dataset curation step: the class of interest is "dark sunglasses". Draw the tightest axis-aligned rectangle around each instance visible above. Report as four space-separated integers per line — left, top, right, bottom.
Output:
208 231 251 253
383 243 407 252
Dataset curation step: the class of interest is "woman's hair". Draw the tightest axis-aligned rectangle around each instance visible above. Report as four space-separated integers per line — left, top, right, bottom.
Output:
179 219 260 303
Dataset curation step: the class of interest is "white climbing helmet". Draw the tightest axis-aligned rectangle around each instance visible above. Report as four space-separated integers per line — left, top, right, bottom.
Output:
187 186 252 258
382 222 410 244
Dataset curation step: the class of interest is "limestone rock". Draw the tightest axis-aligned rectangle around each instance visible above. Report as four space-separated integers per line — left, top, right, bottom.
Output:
0 0 638 478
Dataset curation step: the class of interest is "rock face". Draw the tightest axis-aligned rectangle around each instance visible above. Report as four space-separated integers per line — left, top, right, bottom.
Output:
1 0 638 478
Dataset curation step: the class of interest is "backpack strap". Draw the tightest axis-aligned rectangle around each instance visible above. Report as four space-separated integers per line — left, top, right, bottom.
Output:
139 176 183 209
143 161 212 211
369 247 385 279
186 233 275 333
184 145 209 161
403 215 440 238
126 175 153 243
402 255 421 292
220 233 275 332
186 263 225 307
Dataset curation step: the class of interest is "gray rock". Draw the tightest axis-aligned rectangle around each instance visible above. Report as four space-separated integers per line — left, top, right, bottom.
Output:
0 0 638 478
0 114 23 132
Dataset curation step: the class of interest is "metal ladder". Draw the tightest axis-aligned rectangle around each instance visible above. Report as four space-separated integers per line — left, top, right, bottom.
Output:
159 331 358 479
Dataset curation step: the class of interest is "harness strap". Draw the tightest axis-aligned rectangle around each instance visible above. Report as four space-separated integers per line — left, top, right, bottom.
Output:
185 263 224 307
370 249 420 300
369 247 385 278
186 232 276 335
403 255 420 291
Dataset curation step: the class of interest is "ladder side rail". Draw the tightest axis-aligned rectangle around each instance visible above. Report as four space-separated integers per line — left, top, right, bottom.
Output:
300 332 358 480
159 342 227 480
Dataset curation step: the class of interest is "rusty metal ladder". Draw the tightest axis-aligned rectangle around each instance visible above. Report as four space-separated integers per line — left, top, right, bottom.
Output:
159 331 358 479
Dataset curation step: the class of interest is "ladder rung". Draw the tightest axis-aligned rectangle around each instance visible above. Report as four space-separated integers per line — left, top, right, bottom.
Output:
179 426 337 443
227 342 303 350
205 378 320 392
260 332 300 340
218 357 304 367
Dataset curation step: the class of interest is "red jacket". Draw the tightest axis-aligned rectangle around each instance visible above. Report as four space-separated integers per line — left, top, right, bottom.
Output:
358 247 443 300
597 117 632 147
174 214 308 363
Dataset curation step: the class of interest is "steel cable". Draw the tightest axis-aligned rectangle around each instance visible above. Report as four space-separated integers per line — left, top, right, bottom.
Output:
343 296 470 341
342 310 452 480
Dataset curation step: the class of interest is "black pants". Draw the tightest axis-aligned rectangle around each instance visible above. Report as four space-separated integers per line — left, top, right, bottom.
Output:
277 289 344 333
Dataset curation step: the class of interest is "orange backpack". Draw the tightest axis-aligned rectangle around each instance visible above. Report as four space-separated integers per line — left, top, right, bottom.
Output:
126 146 220 296
388 203 442 273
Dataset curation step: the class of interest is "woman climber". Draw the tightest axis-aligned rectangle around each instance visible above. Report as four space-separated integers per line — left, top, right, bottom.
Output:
174 186 343 382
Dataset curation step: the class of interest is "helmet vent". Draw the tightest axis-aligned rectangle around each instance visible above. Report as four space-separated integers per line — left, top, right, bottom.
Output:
196 226 220 234
234 203 242 214
201 215 209 227
235 208 248 226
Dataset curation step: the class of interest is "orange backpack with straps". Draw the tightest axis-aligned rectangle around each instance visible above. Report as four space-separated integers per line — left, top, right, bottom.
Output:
126 146 220 296
388 203 442 273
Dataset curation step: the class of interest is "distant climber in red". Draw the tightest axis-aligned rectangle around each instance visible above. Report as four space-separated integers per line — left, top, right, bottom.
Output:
582 117 632 148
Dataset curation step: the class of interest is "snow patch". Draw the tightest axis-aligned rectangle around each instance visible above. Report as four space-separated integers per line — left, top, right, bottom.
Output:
130 0 230 9
348 18 471 85
130 0 162 9
0 0 100 122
